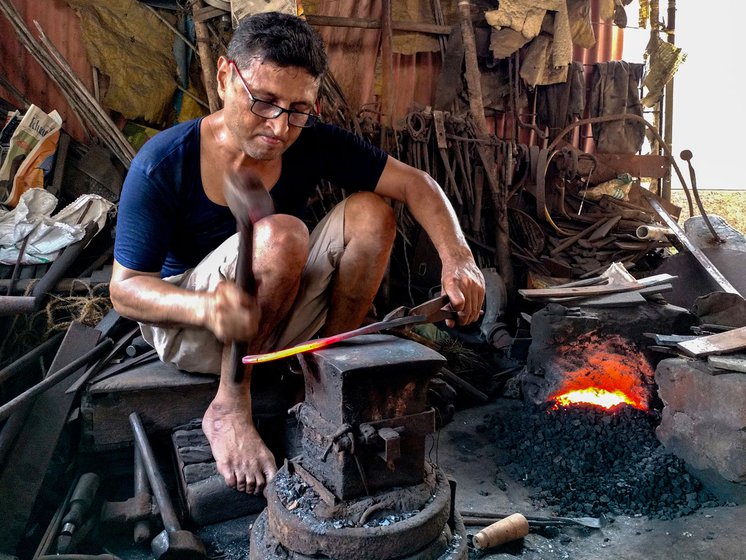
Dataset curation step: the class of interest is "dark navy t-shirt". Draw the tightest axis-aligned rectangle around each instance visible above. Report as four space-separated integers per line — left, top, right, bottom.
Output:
114 119 388 277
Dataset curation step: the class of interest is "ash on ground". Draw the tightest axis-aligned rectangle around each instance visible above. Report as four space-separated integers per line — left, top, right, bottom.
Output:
488 403 722 520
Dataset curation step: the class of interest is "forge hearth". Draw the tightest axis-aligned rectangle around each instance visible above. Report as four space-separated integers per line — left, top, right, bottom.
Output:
521 302 694 407
250 335 468 560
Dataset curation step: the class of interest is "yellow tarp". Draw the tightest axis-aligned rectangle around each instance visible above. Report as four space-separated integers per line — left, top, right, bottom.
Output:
66 0 176 125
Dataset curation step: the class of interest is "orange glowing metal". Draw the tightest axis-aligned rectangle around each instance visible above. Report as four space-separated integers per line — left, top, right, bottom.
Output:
243 336 343 364
552 387 641 410
242 315 427 365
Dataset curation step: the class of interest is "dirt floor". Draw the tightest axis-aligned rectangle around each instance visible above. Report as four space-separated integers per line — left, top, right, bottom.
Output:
438 400 746 560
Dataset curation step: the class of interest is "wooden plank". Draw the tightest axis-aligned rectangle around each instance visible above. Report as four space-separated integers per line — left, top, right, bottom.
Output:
0 322 100 553
519 281 643 300
707 354 746 373
676 326 746 357
81 360 216 449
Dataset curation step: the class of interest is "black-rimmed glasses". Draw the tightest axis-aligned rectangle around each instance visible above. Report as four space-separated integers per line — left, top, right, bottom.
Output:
228 59 320 128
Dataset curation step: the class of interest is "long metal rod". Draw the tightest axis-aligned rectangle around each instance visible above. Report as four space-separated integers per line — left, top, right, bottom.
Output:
0 331 64 386
0 338 113 422
645 195 741 296
128 412 180 531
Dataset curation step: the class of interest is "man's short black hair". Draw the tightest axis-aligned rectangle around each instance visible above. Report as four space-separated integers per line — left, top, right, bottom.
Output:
228 12 328 79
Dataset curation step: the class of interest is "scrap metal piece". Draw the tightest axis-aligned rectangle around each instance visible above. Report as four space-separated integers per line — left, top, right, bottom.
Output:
644 194 741 296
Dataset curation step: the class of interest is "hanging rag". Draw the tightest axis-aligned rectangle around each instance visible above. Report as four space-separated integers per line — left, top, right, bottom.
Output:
536 61 585 141
567 0 595 48
642 34 686 108
485 0 572 70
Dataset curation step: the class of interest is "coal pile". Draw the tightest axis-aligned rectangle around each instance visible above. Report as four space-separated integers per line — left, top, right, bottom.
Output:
489 403 721 520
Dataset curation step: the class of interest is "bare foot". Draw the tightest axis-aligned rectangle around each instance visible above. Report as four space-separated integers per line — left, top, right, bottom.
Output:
202 398 277 495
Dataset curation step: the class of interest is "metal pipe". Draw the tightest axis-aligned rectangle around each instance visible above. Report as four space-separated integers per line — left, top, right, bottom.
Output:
0 296 37 316
0 338 113 422
31 222 99 302
0 331 64 386
636 225 672 241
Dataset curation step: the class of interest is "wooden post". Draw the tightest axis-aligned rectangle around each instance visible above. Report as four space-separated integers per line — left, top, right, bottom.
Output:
192 0 220 113
380 0 395 147
457 0 514 288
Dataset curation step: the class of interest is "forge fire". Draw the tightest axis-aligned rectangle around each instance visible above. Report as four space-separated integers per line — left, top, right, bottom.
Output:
543 334 655 411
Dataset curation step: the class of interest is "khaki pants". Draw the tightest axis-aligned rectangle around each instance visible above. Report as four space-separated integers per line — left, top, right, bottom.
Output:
140 200 348 374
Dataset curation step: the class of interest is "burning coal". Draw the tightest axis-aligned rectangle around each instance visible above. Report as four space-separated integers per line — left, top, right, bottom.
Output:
546 334 654 411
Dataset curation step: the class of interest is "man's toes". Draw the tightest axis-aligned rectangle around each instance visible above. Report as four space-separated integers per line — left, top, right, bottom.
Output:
218 464 237 488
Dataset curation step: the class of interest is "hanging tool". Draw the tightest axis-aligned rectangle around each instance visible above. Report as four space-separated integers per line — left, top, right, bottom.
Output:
223 167 275 383
242 294 458 365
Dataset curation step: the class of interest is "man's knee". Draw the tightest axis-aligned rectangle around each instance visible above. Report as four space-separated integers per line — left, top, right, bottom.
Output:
255 215 309 272
344 192 396 246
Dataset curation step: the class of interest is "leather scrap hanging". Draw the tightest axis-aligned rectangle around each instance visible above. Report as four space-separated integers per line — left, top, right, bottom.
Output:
589 61 645 154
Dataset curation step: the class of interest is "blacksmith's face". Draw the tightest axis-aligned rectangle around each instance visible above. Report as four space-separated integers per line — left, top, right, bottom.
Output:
218 57 320 160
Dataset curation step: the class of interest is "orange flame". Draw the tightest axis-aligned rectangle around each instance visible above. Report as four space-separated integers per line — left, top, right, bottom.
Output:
552 387 641 410
547 334 653 411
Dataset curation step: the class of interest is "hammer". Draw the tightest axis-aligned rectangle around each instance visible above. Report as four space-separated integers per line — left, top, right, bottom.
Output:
223 167 275 383
129 412 206 560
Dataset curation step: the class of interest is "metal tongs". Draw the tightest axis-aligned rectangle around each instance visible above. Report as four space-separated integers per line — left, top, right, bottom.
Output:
242 294 456 365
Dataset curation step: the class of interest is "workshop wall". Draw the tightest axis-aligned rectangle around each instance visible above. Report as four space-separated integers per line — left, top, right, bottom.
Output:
0 0 625 146
0 0 92 142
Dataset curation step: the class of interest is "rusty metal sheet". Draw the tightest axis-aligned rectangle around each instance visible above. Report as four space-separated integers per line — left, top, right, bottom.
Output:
593 153 670 179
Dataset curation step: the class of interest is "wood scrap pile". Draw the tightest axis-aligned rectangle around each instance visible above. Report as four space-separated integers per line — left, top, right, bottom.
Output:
519 269 677 308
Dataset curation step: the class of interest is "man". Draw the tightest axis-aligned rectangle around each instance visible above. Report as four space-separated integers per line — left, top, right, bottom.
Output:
110 12 484 496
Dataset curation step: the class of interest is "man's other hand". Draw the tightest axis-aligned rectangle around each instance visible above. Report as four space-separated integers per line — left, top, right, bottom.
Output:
441 256 485 327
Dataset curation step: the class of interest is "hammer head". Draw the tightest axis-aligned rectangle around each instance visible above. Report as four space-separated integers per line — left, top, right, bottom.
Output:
151 529 207 559
223 167 275 229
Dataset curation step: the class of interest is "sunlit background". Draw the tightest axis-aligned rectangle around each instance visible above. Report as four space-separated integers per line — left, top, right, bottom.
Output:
621 2 744 190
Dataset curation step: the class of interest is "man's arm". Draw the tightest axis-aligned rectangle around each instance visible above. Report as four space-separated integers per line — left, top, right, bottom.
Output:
110 260 256 343
373 156 485 325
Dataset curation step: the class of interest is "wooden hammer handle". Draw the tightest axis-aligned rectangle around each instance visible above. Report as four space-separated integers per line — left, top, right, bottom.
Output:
473 512 529 550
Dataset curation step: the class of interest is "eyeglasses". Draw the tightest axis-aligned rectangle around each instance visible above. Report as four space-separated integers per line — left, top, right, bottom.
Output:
227 59 320 129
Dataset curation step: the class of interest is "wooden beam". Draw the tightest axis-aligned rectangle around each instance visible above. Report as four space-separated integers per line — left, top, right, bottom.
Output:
192 0 220 113
305 14 451 36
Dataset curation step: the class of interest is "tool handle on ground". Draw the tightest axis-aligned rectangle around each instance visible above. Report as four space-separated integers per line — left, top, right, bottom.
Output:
472 512 529 550
61 472 100 529
133 445 152 543
128 412 181 532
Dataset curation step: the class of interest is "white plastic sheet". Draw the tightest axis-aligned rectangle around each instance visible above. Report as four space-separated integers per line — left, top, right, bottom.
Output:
0 189 114 265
